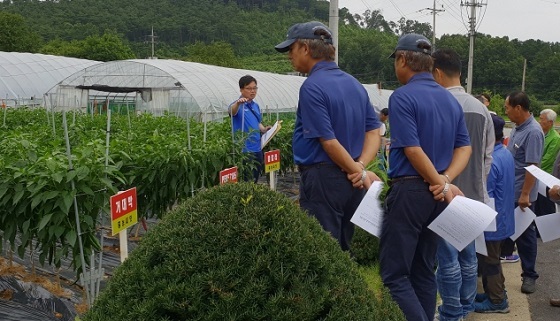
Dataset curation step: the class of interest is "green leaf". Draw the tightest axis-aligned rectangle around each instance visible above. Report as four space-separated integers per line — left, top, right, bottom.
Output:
38 213 53 231
54 226 65 239
66 230 77 247
66 170 77 182
43 190 59 200
51 172 64 183
12 189 25 205
76 166 90 180
22 219 31 232
80 184 95 196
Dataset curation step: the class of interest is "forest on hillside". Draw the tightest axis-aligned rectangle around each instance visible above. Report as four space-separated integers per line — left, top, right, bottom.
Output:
1 0 559 103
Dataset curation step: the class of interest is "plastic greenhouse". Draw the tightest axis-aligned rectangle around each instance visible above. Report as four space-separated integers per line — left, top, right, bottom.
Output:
0 52 100 107
47 59 392 120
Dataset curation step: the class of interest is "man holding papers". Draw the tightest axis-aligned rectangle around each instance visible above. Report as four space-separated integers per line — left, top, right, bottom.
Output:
228 75 271 183
431 48 495 321
380 34 471 321
275 21 381 251
501 91 544 294
474 114 515 313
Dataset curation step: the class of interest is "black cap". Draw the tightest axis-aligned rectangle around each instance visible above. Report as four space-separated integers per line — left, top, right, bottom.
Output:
389 33 432 58
491 113 505 141
275 21 333 53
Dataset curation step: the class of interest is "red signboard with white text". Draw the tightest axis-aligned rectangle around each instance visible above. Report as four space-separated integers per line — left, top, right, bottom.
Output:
220 166 238 185
110 187 138 236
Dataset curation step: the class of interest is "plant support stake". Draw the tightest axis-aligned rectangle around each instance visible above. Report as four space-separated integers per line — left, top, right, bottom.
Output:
62 111 92 307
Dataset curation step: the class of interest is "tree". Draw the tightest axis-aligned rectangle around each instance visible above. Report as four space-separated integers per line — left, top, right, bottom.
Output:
185 41 241 68
0 11 42 52
362 9 393 33
338 26 397 86
81 31 136 61
391 17 433 39
41 30 135 61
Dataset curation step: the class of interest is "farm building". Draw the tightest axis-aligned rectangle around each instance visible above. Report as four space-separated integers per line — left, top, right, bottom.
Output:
0 52 100 107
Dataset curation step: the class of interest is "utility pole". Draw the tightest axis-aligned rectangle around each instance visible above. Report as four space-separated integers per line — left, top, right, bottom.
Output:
522 58 527 92
329 0 339 64
147 27 157 59
462 0 485 94
424 0 445 50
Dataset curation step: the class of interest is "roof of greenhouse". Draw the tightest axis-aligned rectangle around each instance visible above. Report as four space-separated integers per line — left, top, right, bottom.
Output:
52 59 392 113
0 52 100 104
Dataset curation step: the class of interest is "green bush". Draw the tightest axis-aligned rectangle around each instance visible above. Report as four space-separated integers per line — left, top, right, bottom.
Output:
351 227 381 266
84 183 404 321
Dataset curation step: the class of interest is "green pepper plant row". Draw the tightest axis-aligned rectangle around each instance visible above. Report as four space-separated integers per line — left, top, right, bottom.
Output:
0 108 296 274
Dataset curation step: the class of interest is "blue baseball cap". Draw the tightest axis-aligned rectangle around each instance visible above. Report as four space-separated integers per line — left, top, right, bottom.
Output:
389 33 432 58
275 21 333 53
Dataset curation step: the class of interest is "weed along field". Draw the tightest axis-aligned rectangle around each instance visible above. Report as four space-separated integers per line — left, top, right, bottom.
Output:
0 108 402 320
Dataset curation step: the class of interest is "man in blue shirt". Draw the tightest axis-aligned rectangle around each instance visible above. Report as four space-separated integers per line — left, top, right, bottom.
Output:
381 34 471 321
501 91 544 294
275 21 381 251
229 75 270 183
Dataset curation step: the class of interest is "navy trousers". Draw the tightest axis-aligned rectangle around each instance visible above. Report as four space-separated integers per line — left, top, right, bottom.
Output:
298 164 365 251
380 178 446 321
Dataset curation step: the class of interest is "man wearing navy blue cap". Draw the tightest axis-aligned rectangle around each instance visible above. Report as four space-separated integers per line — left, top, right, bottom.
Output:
275 21 382 251
380 33 471 321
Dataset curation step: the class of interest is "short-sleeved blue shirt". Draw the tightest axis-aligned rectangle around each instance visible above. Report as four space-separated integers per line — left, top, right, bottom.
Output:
229 99 262 153
292 61 381 165
506 117 544 201
387 73 470 178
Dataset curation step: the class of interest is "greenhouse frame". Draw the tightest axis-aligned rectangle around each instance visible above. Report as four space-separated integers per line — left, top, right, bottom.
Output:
1 52 392 119
0 52 100 107
47 59 392 120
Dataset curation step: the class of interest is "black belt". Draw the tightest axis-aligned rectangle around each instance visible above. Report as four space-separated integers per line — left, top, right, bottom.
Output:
297 162 338 172
389 175 423 186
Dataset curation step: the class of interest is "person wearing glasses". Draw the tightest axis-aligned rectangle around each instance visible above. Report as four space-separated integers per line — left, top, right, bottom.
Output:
274 21 381 251
229 75 271 183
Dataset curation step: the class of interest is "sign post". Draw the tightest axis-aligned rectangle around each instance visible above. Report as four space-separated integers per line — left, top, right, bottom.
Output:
219 166 238 185
110 187 138 263
264 150 281 191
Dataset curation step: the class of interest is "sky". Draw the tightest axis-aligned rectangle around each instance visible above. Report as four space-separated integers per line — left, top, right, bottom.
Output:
337 0 560 43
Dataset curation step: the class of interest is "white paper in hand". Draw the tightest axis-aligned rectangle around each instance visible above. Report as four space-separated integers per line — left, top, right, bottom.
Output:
534 213 560 242
510 206 536 241
351 181 384 238
475 233 488 256
428 196 497 251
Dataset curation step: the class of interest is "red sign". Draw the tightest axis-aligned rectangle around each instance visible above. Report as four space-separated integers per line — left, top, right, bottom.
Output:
219 166 238 185
264 150 281 173
110 187 138 235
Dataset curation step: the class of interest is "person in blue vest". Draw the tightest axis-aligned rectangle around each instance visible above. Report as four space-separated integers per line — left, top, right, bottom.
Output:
229 75 271 183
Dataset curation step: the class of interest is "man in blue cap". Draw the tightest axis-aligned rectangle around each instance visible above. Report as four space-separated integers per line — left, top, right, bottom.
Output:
275 21 382 251
381 33 471 321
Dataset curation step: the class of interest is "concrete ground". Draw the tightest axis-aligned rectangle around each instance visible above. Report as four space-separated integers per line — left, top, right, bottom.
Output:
468 238 560 321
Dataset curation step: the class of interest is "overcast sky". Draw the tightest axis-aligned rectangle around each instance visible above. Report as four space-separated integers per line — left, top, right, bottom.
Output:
337 0 560 43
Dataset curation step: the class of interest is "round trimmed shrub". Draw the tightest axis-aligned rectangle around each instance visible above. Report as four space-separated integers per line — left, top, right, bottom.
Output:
84 183 404 321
